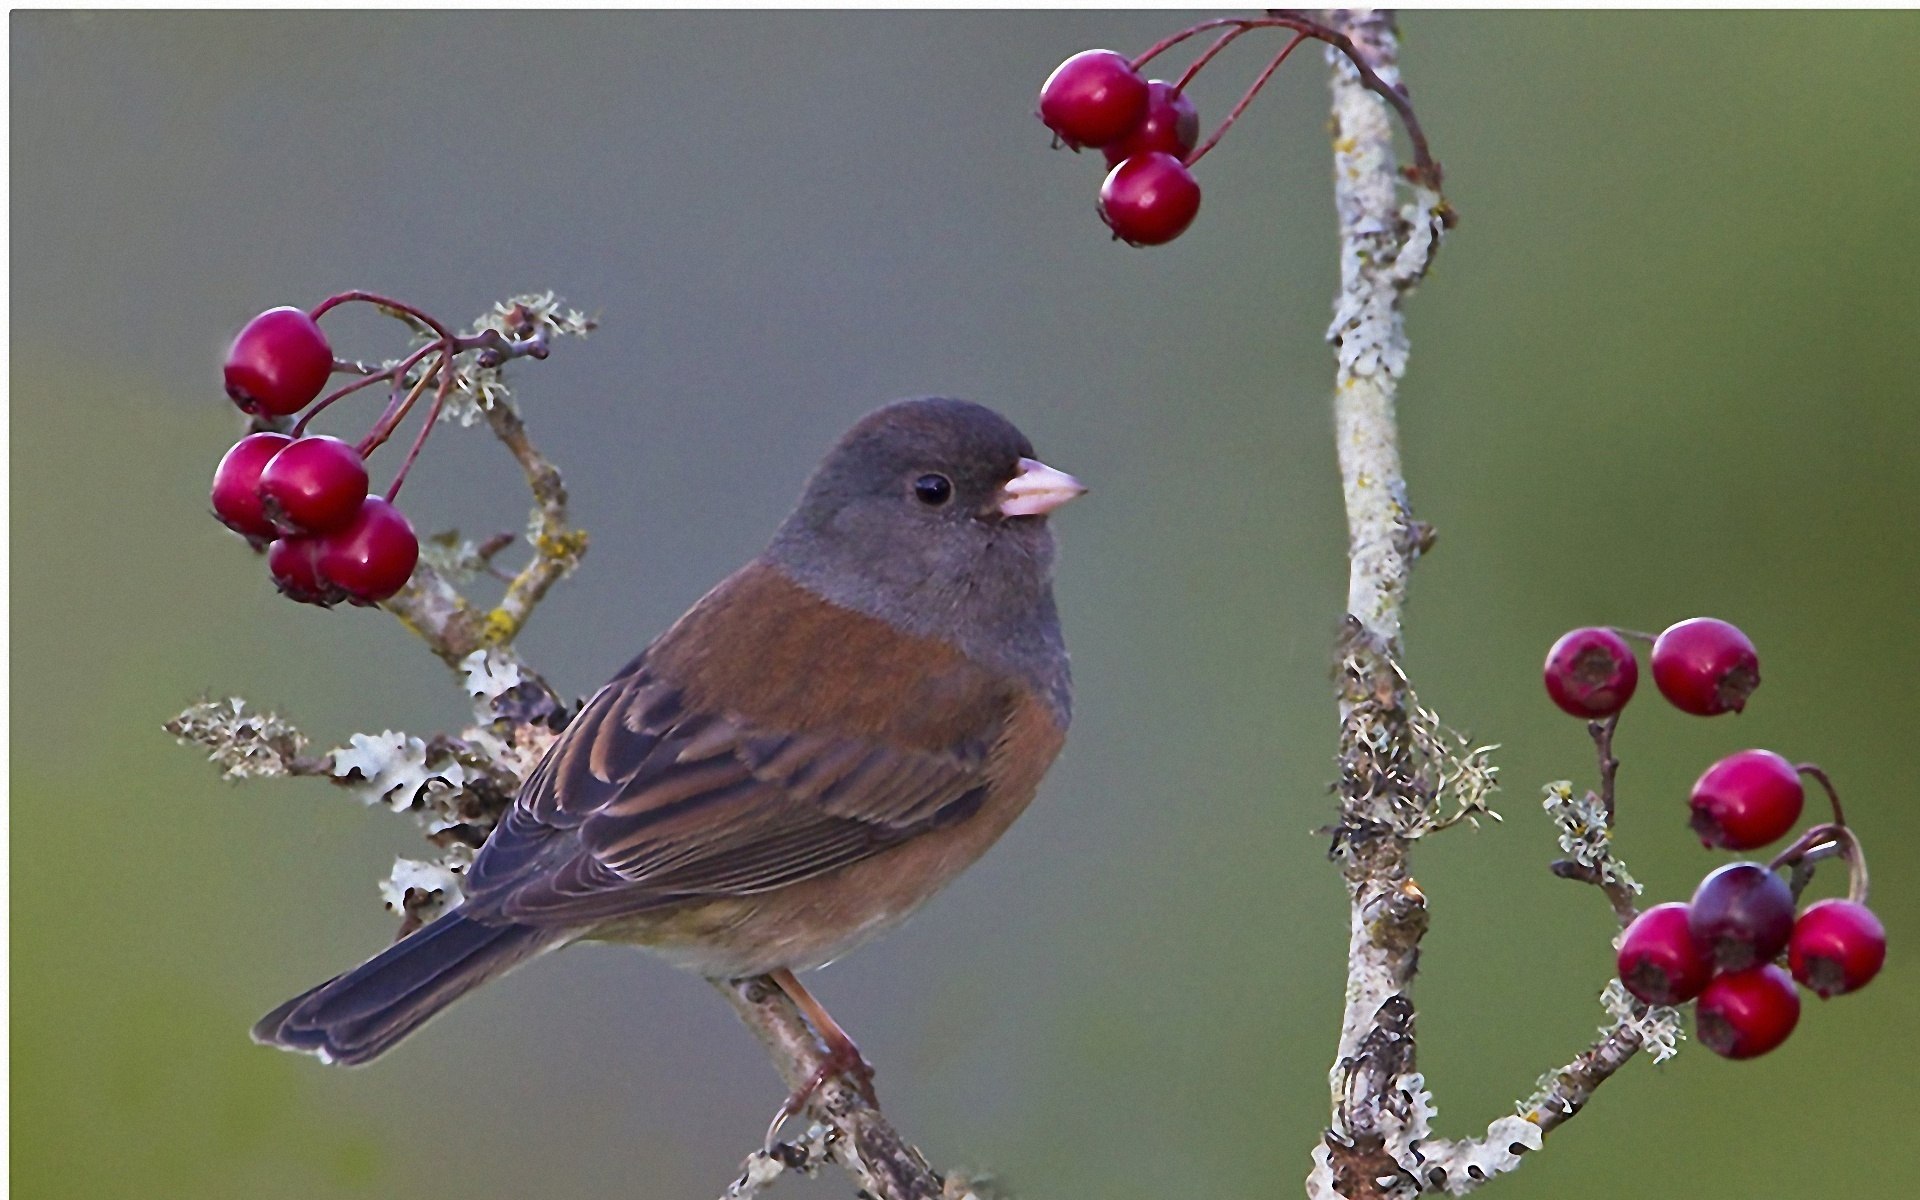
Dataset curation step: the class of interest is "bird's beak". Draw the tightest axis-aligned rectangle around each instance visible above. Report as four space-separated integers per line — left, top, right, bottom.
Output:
998 457 1088 518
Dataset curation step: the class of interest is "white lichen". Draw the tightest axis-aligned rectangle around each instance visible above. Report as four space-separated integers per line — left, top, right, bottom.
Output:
1540 781 1641 893
1599 978 1682 1064
164 697 308 780
460 648 524 703
330 730 466 811
378 851 471 922
1413 1117 1542 1195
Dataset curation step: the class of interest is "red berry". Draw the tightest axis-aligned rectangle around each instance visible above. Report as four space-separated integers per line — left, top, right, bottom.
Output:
1616 902 1712 1005
1651 617 1759 716
1542 626 1639 718
1038 49 1150 149
1689 862 1795 971
1789 899 1886 997
267 536 341 606
1104 80 1200 165
257 435 368 535
1688 749 1804 850
210 432 294 538
316 497 419 604
224 306 334 417
1695 964 1800 1059
1099 153 1202 247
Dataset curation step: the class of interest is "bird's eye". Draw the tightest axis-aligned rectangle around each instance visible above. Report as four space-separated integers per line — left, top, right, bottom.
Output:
912 473 953 506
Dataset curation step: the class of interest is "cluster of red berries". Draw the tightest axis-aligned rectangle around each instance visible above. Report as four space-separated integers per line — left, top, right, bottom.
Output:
1038 50 1204 246
211 305 420 606
1540 618 1886 1059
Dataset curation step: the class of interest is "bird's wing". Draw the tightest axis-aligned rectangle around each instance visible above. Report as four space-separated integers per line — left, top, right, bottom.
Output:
462 654 1000 926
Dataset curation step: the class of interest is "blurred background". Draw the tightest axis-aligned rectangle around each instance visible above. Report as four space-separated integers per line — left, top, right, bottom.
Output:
12 10 1920 1199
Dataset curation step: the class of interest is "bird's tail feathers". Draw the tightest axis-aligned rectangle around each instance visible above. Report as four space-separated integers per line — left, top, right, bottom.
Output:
252 913 566 1066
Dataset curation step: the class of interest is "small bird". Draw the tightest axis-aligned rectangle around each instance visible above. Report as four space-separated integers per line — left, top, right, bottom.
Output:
253 397 1085 1115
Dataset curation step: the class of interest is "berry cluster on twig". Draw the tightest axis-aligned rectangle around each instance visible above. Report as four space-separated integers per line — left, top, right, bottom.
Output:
1036 10 1448 247
210 293 585 609
1540 618 1886 1062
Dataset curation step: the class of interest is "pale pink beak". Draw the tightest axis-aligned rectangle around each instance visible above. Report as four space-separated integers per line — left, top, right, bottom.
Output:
998 456 1087 518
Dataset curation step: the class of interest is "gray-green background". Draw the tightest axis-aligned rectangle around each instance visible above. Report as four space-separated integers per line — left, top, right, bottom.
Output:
13 10 1919 1198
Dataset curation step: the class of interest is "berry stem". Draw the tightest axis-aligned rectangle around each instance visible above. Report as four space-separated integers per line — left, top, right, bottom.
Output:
1795 762 1847 826
1129 16 1252 72
294 368 398 436
384 366 454 503
1607 626 1657 644
1769 822 1870 906
1172 26 1255 95
1184 34 1309 167
355 349 444 458
1130 12 1444 190
1590 713 1621 825
309 290 457 342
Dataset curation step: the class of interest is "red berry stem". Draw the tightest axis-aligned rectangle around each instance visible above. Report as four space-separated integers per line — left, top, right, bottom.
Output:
1795 762 1847 826
309 289 457 342
1607 626 1657 644
356 350 446 459
1128 12 1443 190
1186 33 1309 168
1769 821 1870 906
383 361 456 503
1589 712 1621 825
293 361 415 437
1171 26 1254 95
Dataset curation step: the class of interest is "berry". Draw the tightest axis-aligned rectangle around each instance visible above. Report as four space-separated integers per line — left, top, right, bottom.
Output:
1788 899 1886 997
1542 626 1639 718
210 432 294 538
1689 862 1796 970
1651 617 1759 716
316 497 418 604
1104 80 1200 165
1616 902 1712 1005
267 536 340 606
224 306 334 417
1695 964 1800 1059
1099 153 1202 246
1038 49 1150 149
257 436 368 535
1689 749 1804 850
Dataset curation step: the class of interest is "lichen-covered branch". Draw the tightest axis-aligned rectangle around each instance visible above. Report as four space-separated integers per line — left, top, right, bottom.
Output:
1308 14 1660 1197
1313 11 1448 1198
717 979 961 1200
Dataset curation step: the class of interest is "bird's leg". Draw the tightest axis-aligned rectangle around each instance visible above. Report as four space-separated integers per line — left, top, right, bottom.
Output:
762 968 878 1150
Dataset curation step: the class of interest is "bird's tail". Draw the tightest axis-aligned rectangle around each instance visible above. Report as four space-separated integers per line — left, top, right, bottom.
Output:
252 913 566 1066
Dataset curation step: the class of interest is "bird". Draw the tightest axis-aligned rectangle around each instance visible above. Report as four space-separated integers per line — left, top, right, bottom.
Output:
252 396 1086 1121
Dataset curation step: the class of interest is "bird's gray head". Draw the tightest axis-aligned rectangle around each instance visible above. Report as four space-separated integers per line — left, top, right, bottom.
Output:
765 397 1084 710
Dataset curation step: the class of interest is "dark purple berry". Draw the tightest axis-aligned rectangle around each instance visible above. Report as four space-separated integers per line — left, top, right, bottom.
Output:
1689 862 1795 971
267 536 340 606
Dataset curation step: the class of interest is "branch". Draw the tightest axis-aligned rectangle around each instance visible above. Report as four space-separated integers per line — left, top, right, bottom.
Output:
717 980 957 1200
1308 16 1659 1196
1313 11 1446 1197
